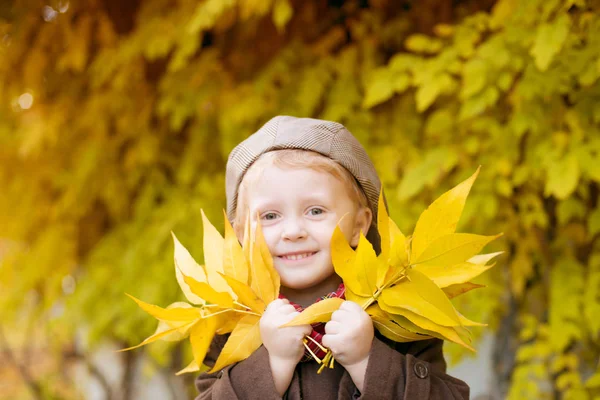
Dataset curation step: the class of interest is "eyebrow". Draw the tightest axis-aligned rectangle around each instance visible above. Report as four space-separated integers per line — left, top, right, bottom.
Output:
252 193 330 210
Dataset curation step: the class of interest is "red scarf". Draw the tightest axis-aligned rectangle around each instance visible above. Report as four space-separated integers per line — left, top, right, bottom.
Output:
278 283 346 362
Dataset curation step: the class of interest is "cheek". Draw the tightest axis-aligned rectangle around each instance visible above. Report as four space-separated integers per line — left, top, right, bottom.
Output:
260 226 280 253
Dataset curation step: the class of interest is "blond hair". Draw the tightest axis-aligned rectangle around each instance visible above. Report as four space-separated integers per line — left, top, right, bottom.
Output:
233 149 370 236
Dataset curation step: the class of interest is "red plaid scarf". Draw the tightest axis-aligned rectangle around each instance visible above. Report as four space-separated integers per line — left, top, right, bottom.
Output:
279 283 346 362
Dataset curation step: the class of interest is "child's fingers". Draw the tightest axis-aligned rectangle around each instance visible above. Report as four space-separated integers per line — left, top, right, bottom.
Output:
300 324 312 336
340 300 362 313
331 309 352 323
266 298 287 311
322 334 339 355
278 304 297 315
324 320 341 334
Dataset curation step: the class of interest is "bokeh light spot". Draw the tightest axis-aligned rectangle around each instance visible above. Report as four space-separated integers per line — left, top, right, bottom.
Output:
58 1 70 13
18 93 34 109
42 5 58 22
62 274 76 295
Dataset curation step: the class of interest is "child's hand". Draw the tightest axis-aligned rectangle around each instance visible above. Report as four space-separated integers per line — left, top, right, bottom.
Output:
260 299 312 364
322 301 374 368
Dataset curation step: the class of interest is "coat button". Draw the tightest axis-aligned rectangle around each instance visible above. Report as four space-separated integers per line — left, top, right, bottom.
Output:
413 361 429 379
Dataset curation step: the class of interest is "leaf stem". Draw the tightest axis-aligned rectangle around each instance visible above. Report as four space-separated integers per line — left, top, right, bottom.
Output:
233 300 251 310
203 308 261 319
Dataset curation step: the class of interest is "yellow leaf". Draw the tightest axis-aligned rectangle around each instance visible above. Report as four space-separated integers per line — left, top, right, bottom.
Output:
456 310 486 327
183 275 234 308
388 219 408 267
331 225 363 295
190 316 218 367
379 269 460 327
153 319 192 341
153 302 197 341
367 304 430 342
378 191 390 263
201 212 235 297
176 359 200 375
210 314 262 373
356 233 382 292
119 321 196 352
223 210 249 284
126 293 202 322
243 213 251 263
214 310 243 335
443 282 485 299
250 222 277 304
346 287 372 309
201 209 225 274
378 304 474 351
219 273 265 315
468 251 504 265
414 257 498 288
254 220 280 300
172 232 208 305
411 167 480 261
282 297 344 326
413 233 502 267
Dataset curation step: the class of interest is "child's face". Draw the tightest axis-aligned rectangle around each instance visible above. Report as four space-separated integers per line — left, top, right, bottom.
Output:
245 166 370 296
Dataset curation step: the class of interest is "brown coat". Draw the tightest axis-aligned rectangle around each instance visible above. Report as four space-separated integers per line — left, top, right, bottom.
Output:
195 333 469 399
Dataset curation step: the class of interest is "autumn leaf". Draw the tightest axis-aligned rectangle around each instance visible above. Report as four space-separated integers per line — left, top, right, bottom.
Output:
223 210 249 284
283 297 345 326
443 282 485 299
377 304 474 350
118 321 198 352
410 167 480 261
123 211 278 374
331 225 361 294
172 232 208 305
176 359 201 376
323 168 499 361
201 209 225 275
219 273 265 315
414 252 502 287
152 302 198 342
379 270 461 327
249 221 278 304
412 232 502 267
201 211 236 297
183 275 234 309
210 314 262 373
190 316 219 367
125 293 202 322
367 304 430 342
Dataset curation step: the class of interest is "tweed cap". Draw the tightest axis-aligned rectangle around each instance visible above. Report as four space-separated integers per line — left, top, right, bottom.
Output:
225 116 383 247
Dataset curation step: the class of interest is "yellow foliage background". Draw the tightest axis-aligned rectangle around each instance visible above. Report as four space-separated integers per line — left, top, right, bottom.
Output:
1 0 599 398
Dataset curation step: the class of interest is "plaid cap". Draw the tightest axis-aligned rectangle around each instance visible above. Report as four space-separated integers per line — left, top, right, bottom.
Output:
225 115 384 250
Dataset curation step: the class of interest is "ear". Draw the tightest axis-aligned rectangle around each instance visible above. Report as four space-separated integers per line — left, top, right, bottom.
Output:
349 207 373 247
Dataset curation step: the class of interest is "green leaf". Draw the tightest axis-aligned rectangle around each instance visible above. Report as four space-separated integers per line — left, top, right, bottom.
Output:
531 14 570 71
544 153 580 200
363 67 395 109
589 207 600 237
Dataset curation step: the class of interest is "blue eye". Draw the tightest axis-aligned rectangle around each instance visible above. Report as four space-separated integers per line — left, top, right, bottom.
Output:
263 212 278 220
308 208 324 216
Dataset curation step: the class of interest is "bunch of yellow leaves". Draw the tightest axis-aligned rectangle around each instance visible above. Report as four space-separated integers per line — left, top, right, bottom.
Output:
284 168 503 372
120 211 280 375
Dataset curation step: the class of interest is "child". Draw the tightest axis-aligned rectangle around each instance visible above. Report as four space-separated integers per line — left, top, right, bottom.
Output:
195 116 470 399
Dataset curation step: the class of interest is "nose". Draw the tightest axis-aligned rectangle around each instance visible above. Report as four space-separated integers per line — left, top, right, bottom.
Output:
281 216 307 241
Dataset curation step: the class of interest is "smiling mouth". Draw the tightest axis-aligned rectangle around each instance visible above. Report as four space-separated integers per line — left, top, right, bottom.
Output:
278 252 317 261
